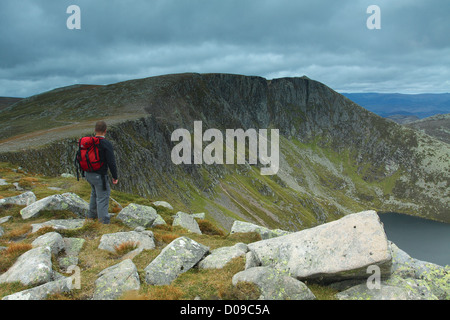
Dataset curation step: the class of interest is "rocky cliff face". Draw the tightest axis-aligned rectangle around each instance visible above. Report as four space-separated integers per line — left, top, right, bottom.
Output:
0 73 449 227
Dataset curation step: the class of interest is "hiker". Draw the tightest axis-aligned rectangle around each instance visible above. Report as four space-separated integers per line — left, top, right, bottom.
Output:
78 121 118 224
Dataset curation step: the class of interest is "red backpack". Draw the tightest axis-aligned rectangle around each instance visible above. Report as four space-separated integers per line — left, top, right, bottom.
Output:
75 136 104 178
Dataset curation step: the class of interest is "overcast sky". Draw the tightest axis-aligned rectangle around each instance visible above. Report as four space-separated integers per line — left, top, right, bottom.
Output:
1 0 449 97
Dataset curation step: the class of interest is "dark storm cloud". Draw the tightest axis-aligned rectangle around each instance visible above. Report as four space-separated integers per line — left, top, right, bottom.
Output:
0 0 449 97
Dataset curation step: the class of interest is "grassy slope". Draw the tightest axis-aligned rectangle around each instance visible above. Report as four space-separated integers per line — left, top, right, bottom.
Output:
0 162 338 300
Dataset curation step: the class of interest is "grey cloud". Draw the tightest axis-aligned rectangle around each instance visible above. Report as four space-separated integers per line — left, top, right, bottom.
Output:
0 0 449 97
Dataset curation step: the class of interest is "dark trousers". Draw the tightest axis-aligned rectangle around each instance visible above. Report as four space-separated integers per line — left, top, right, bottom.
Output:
85 172 110 224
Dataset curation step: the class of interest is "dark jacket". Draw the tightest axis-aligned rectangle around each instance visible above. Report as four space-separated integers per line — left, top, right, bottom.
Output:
96 137 118 180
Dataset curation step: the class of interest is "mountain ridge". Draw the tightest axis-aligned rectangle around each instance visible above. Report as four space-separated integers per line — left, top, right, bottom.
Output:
0 73 449 227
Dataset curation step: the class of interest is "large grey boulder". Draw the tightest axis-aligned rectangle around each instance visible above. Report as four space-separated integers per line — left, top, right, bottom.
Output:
31 219 85 233
93 259 140 300
198 243 248 269
145 237 209 285
2 278 73 300
230 220 290 240
232 266 316 300
0 191 36 207
32 232 65 255
0 246 53 286
98 231 155 253
247 211 392 282
117 203 160 228
0 226 4 237
20 193 89 220
172 211 202 234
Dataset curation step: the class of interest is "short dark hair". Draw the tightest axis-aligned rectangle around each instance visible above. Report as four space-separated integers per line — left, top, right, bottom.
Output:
95 121 107 133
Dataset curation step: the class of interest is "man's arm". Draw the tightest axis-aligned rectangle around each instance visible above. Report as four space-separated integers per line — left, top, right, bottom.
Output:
104 141 118 181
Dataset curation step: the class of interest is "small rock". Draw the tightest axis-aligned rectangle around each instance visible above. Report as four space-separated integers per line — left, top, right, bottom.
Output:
172 211 202 234
98 231 155 253
117 203 159 228
152 201 173 210
31 219 85 233
191 213 206 219
61 173 75 178
198 243 248 269
0 216 12 224
0 191 36 207
230 220 290 240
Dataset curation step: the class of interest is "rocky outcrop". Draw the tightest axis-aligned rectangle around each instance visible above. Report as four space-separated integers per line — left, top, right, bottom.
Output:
20 193 88 220
144 237 209 285
247 211 392 282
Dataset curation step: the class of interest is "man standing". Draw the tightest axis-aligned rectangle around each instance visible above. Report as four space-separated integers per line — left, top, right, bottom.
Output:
84 121 118 224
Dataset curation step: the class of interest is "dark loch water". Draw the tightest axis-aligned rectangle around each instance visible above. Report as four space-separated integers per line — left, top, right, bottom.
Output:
378 212 450 266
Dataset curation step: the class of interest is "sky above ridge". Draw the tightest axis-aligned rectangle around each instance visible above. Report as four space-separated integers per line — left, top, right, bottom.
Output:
1 0 449 97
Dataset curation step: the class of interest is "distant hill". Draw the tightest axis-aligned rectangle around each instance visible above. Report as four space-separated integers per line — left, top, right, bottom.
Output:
386 115 420 124
341 93 450 119
407 114 450 145
0 97 22 111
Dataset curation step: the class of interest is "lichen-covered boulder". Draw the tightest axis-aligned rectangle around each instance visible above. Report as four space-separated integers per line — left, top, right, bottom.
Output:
93 259 140 300
98 231 155 253
116 203 159 228
198 243 248 269
172 212 202 234
247 211 392 282
32 232 65 255
0 191 36 207
31 219 85 233
145 237 209 285
232 266 316 300
20 193 88 219
2 278 73 300
0 246 53 286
